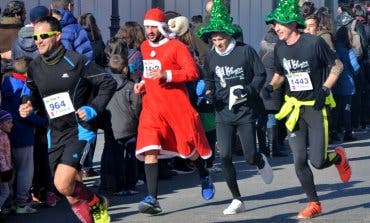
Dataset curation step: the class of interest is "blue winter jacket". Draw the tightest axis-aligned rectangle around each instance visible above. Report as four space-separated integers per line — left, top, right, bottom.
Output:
58 9 94 59
333 42 356 96
1 76 47 148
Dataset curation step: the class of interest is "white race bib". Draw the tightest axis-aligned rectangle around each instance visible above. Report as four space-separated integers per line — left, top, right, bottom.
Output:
286 72 313 91
43 92 75 119
143 59 162 78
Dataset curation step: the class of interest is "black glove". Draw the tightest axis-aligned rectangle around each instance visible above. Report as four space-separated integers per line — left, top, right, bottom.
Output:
313 86 330 110
233 88 247 99
261 84 273 100
0 169 13 182
205 91 215 105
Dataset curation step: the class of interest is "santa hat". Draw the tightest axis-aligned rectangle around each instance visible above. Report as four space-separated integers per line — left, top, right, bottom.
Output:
143 8 169 38
168 16 189 37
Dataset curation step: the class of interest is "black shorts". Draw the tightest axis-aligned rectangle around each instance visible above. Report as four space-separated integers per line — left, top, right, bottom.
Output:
48 136 88 175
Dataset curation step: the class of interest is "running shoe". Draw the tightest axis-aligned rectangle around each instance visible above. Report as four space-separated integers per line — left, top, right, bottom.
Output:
297 202 322 219
334 147 351 183
45 191 60 207
90 195 110 223
223 199 246 215
257 153 273 184
114 190 139 196
200 175 215 200
138 195 162 214
15 204 37 214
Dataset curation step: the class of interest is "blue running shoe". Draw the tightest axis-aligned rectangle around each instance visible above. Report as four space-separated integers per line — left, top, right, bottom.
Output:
201 175 215 200
138 195 162 214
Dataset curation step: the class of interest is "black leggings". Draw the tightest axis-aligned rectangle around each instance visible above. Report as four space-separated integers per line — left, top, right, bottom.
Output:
217 121 263 199
288 106 335 202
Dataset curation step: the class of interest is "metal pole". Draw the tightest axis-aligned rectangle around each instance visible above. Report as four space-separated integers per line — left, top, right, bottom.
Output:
110 0 120 38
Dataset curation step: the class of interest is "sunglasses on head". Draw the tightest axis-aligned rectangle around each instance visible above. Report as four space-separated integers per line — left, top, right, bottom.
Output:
32 31 58 41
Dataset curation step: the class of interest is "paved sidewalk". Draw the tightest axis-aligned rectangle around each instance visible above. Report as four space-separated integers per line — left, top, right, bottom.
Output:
5 130 370 223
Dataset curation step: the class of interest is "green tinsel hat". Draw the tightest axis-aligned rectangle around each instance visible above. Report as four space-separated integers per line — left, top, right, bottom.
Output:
265 0 305 29
196 0 242 40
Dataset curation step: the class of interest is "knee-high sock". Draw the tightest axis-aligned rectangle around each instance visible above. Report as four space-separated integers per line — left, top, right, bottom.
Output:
71 200 94 223
72 181 94 203
145 163 158 198
193 157 209 178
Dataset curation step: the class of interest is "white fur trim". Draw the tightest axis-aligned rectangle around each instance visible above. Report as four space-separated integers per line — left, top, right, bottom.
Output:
135 144 213 161
144 20 167 28
148 38 169 47
165 70 172 82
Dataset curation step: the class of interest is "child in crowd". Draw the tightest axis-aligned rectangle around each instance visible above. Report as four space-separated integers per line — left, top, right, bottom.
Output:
106 54 142 196
0 110 13 213
1 56 47 214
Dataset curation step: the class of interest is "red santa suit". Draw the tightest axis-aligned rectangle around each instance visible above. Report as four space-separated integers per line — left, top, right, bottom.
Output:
135 37 212 161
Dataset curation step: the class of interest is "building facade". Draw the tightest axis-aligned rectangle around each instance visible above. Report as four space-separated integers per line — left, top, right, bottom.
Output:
0 0 338 51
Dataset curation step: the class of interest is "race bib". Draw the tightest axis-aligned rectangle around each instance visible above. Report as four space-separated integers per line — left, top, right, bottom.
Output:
43 92 75 119
286 72 313 91
143 59 162 78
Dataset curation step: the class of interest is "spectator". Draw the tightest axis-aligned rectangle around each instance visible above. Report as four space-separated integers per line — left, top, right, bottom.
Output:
51 8 94 59
78 13 106 67
0 0 26 73
12 5 50 60
0 110 13 214
1 56 47 214
106 53 142 196
115 21 145 82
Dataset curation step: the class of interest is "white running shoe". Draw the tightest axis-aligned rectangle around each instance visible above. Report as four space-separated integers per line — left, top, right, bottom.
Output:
223 199 246 215
258 153 273 184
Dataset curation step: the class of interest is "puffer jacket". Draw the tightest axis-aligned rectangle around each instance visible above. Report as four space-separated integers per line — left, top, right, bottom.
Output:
58 9 94 59
11 24 39 60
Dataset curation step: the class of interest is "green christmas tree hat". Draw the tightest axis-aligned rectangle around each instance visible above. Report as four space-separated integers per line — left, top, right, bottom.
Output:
265 0 306 29
197 0 242 40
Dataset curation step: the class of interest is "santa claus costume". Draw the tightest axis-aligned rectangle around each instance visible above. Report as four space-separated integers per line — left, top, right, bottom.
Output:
136 9 212 161
136 8 214 215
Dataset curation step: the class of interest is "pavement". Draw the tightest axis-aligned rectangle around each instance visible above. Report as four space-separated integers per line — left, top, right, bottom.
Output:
4 129 370 223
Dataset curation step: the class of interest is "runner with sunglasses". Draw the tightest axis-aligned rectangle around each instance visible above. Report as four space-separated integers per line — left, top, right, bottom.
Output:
19 16 116 223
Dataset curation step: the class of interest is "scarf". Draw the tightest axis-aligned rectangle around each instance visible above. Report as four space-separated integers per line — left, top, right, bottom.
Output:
41 45 66 65
215 38 236 56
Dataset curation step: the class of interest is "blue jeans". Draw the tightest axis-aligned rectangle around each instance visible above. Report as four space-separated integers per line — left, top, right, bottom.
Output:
12 146 34 206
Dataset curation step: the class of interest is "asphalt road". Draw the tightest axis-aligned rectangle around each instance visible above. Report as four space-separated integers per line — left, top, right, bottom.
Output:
5 129 370 223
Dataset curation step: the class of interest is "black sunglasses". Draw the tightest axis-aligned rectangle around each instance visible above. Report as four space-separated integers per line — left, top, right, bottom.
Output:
32 31 58 41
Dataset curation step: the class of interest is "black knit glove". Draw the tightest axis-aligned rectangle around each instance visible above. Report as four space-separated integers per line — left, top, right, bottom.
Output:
313 86 330 110
205 91 215 105
233 88 248 99
261 84 273 100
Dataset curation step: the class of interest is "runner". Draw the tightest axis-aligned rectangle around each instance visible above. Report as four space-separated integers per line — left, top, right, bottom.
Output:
19 16 116 223
263 0 351 219
134 8 214 215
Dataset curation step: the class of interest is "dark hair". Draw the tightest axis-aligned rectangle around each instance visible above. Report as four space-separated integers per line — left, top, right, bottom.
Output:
34 16 62 32
78 13 102 42
13 56 32 74
335 26 351 49
2 0 25 17
51 0 73 10
165 10 181 22
108 54 128 74
191 15 203 24
353 4 365 17
105 37 128 61
301 1 316 18
115 21 145 50
315 7 334 33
